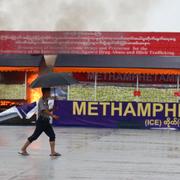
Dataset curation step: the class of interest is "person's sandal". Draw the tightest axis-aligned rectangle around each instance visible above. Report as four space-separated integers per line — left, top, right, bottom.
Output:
50 152 61 156
18 152 29 156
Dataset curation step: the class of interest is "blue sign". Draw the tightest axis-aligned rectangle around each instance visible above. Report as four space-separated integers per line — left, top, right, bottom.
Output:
53 100 180 129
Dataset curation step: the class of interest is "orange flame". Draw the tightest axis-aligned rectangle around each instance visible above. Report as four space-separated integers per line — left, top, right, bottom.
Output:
0 101 18 107
27 73 42 103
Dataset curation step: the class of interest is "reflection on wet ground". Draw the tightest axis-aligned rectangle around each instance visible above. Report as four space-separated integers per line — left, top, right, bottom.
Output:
0 126 180 180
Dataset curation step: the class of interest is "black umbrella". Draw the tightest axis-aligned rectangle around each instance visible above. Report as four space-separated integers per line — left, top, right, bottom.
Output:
30 72 78 88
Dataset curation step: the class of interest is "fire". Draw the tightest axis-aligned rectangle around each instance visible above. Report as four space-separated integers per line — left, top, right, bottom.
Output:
27 73 42 103
0 100 18 107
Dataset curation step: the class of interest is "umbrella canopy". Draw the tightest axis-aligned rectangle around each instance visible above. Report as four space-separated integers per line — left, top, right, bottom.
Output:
30 72 78 88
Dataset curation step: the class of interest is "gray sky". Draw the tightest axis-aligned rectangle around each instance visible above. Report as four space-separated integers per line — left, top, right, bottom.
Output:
0 0 179 32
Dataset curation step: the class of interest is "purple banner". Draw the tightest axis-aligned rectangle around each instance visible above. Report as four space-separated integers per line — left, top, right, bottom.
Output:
53 100 180 129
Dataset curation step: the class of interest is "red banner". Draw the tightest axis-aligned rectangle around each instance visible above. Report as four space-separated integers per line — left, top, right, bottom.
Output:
0 31 180 55
73 73 178 84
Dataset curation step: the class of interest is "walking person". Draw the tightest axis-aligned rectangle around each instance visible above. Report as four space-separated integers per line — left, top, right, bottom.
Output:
19 88 61 156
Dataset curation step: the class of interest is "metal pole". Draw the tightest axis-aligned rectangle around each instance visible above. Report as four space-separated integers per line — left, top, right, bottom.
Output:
136 74 139 102
177 75 179 102
24 72 27 99
67 85 70 100
53 87 56 100
94 73 97 101
136 74 139 91
177 75 179 91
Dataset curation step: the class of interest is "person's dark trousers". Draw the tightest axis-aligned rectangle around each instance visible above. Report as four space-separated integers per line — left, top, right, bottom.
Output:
28 116 55 143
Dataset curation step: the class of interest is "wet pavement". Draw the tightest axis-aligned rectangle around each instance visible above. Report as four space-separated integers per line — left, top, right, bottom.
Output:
0 126 180 180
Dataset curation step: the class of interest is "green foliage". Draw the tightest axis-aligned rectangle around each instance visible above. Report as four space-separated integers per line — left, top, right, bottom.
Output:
69 85 178 102
0 84 25 99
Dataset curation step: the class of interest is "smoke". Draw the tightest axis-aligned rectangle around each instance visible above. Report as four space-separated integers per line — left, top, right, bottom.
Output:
55 0 156 31
0 0 160 31
55 0 107 30
0 0 10 29
143 0 180 31
1 0 180 31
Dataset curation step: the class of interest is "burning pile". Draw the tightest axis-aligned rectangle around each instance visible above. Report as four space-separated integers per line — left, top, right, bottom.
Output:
27 73 41 103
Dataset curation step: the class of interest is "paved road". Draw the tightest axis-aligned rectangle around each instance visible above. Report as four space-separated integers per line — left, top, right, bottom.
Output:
0 126 180 180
